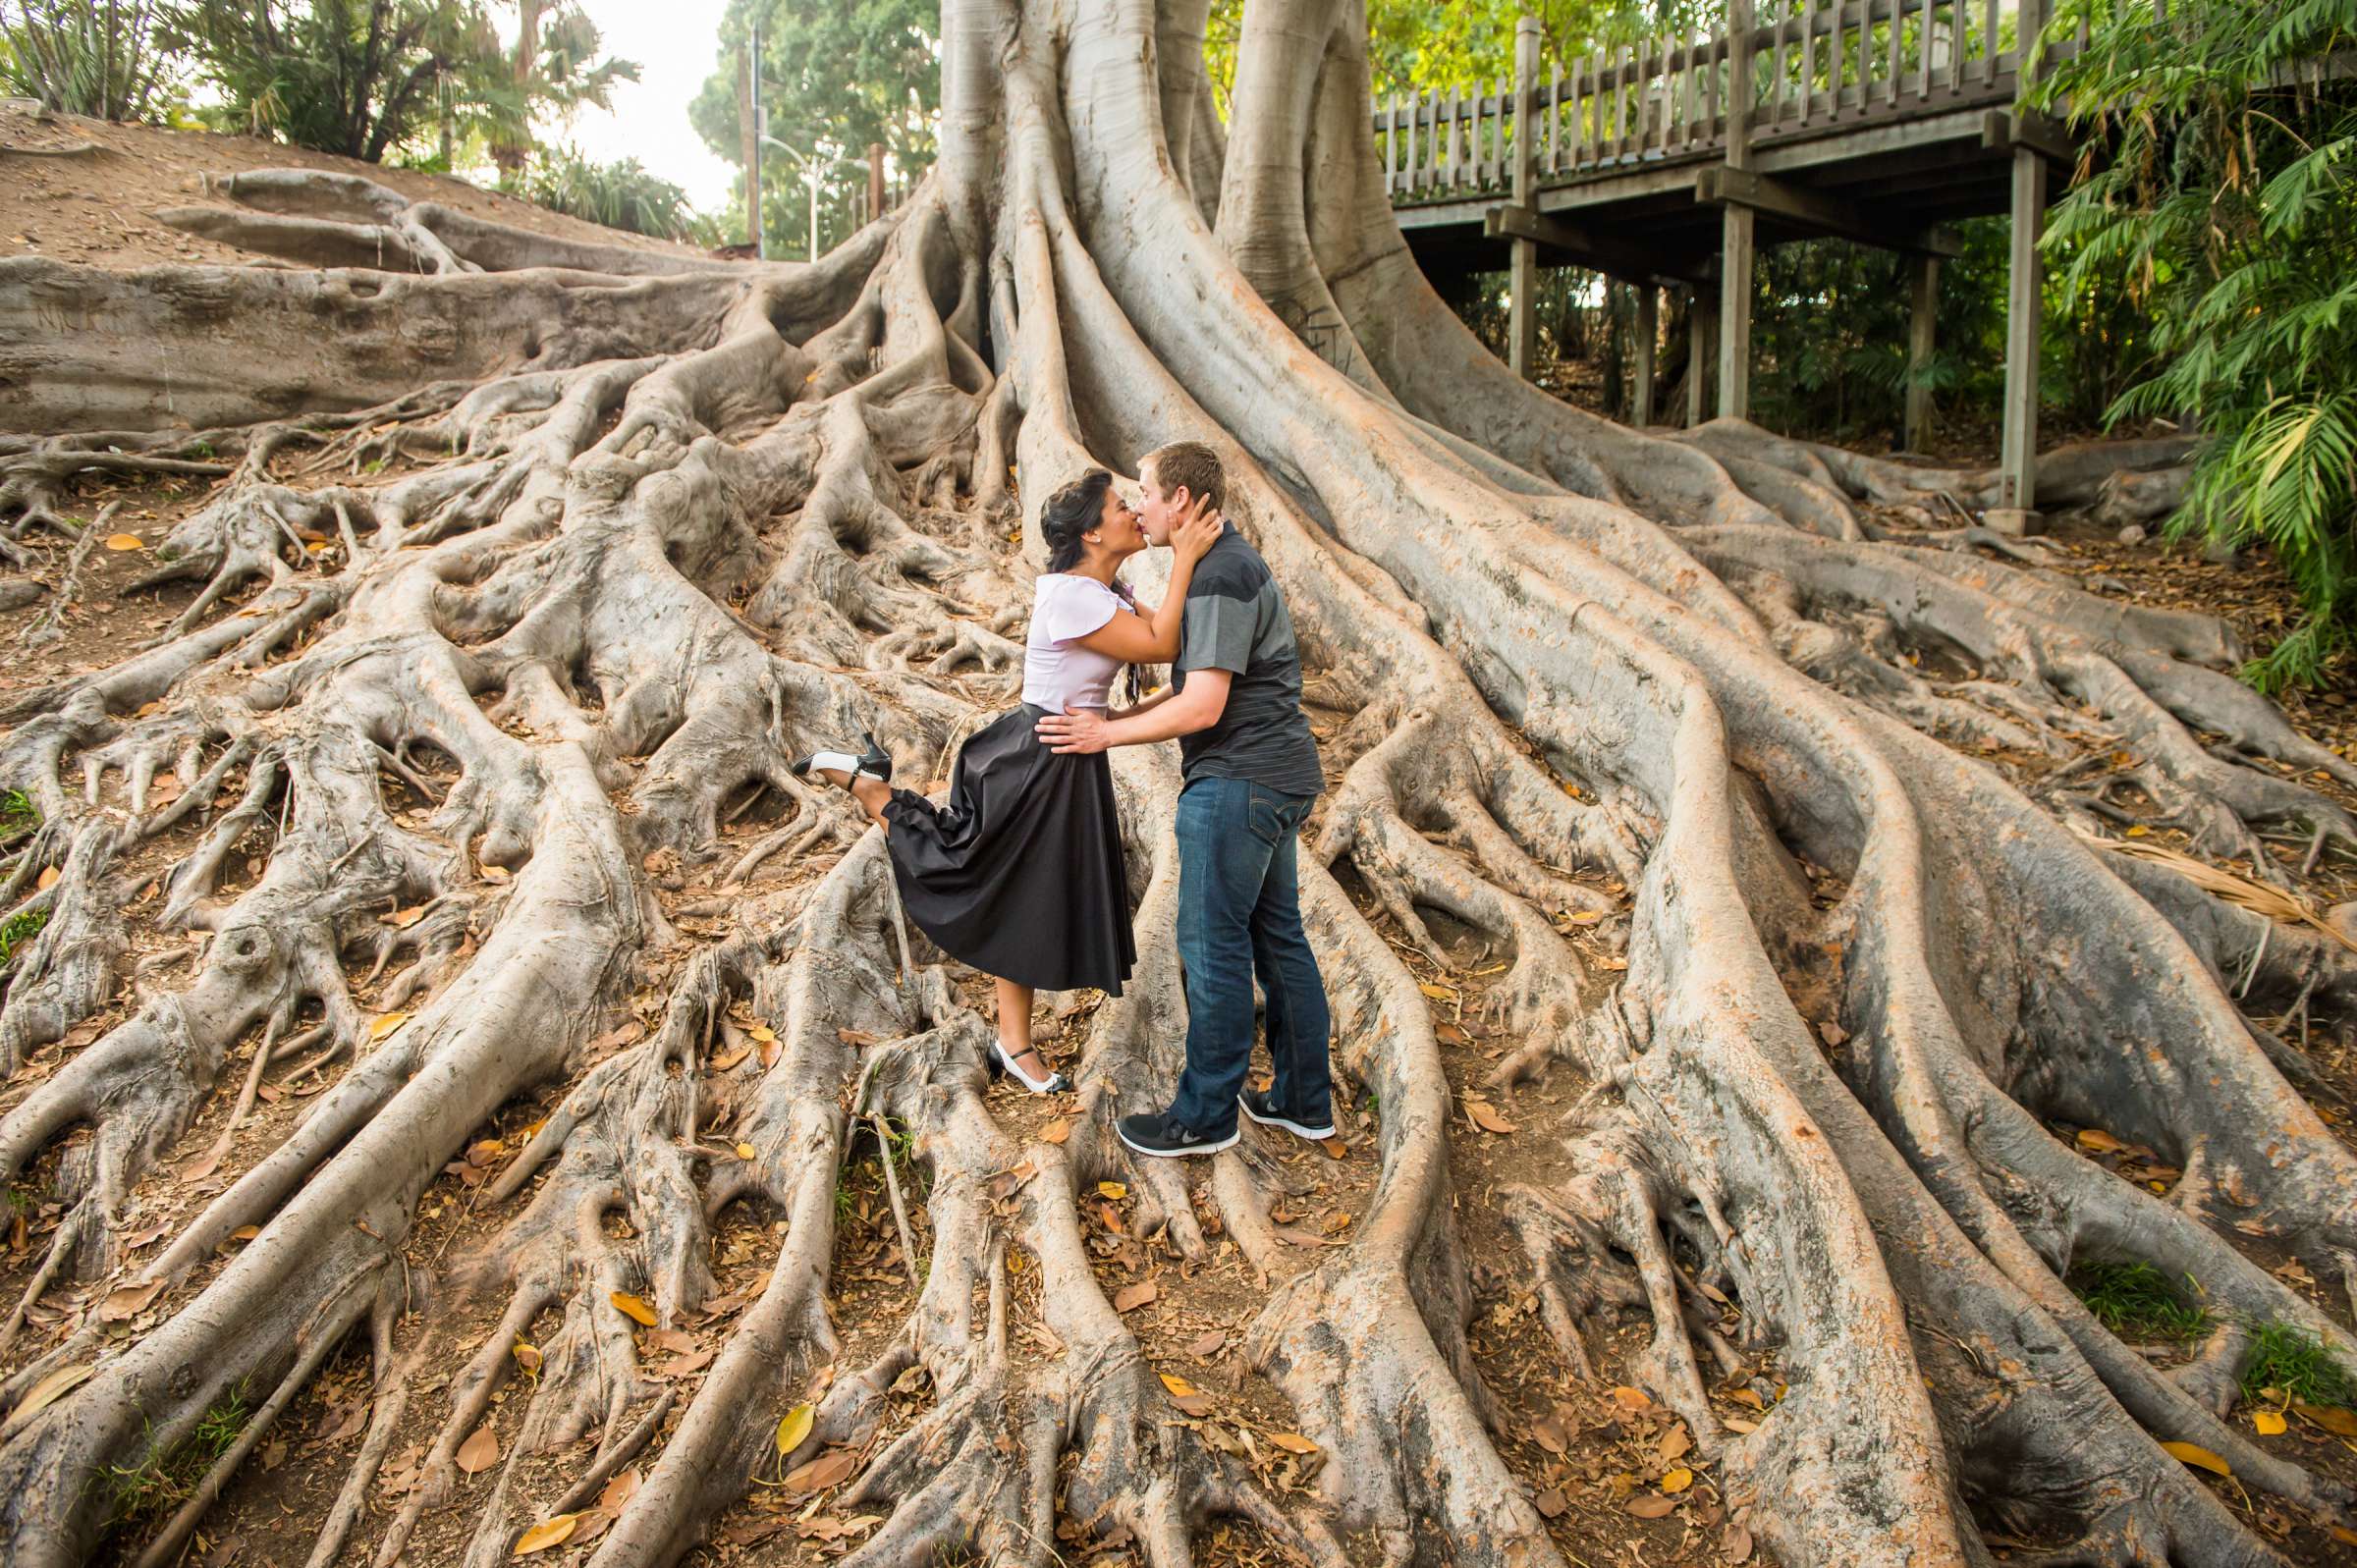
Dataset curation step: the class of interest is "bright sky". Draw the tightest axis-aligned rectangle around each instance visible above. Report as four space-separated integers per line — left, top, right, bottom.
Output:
551 0 740 212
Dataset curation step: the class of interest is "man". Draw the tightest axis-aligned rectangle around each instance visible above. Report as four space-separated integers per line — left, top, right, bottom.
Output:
1036 442 1333 1157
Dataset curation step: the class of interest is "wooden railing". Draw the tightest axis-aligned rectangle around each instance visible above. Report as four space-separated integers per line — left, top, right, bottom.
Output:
1375 0 2091 201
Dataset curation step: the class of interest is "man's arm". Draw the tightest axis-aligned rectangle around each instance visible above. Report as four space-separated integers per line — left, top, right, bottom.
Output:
1037 670 1231 753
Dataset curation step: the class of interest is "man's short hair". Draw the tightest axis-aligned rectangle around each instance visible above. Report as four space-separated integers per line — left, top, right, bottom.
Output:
1143 441 1224 514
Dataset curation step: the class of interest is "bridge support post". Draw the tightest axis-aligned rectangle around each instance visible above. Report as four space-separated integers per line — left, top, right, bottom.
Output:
1687 276 1718 427
1995 144 2046 530
1633 285 1658 427
1508 17 1543 379
1716 0 1756 422
1904 253 1939 453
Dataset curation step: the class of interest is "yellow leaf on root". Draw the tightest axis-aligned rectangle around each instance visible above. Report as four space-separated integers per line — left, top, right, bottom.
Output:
2161 1440 2230 1476
776 1403 814 1455
513 1514 578 1555
609 1291 657 1326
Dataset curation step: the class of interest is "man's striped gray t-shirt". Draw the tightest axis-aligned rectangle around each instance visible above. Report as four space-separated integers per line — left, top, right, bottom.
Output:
1172 524 1324 799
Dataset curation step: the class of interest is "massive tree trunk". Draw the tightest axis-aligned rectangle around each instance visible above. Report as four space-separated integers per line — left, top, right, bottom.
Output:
0 1 2352 1565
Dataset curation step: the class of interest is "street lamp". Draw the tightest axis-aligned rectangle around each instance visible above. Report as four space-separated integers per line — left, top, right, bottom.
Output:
760 134 828 264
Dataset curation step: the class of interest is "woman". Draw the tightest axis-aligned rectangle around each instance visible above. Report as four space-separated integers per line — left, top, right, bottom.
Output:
793 468 1218 1093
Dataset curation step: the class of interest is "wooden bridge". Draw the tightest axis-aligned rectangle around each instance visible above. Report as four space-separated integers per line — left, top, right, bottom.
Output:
1374 0 2104 524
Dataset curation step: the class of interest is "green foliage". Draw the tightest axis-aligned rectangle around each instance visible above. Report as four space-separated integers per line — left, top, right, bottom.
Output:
96 1387 248 1534
2039 0 2357 689
2241 1321 2356 1406
2066 1259 2213 1339
506 147 716 243
0 789 37 830
0 906 48 968
691 0 938 258
2 0 182 120
160 1 635 166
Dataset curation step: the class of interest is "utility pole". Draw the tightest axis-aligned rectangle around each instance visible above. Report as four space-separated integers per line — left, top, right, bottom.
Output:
739 24 765 257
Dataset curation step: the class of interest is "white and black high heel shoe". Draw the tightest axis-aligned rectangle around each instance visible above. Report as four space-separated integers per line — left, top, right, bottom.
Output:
791 730 893 784
991 1040 1071 1096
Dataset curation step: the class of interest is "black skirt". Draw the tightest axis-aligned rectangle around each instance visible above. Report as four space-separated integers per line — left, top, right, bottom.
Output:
882 705 1135 997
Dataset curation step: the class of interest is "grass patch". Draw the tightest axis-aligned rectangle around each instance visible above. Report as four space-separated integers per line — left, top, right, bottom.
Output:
0 789 37 831
2067 1260 2213 1339
94 1385 249 1534
2242 1322 2357 1407
0 907 49 968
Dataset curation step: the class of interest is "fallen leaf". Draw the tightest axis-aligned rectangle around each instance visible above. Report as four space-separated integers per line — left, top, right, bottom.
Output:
776 1403 814 1455
1464 1100 1516 1135
1532 1416 1566 1455
746 1023 777 1044
710 1045 749 1071
35 865 58 892
1436 1022 1471 1046
2075 1128 2125 1153
1158 1372 1199 1397
2252 1409 2287 1435
1416 982 1458 1001
1626 1493 1676 1518
381 905 425 929
735 1143 757 1161
103 533 146 551
368 1012 411 1042
2161 1440 2229 1476
2294 1402 2357 1437
98 1278 165 1322
2332 1525 2357 1547
1661 1467 1693 1493
1098 1181 1127 1200
1661 1425 1692 1462
598 1468 641 1512
1268 1432 1319 1455
455 1424 499 1475
1725 1522 1756 1562
1611 1385 1652 1411
570 1509 616 1548
512 1340 542 1374
783 1449 857 1493
1040 1118 1070 1144
13 1363 93 1421
609 1291 657 1326
660 1348 714 1379
1818 1019 1848 1047
513 1514 577 1555
1186 1330 1226 1359
1723 1416 1760 1433
1112 1280 1157 1313
229 1224 259 1242
1534 1486 1567 1518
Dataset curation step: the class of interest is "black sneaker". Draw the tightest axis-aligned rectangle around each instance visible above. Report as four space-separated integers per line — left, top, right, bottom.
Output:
1238 1089 1335 1142
1116 1110 1238 1158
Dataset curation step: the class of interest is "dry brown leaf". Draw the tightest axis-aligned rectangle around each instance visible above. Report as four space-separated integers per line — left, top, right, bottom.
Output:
97 1278 165 1322
455 1424 499 1475
513 1514 577 1555
1611 1385 1652 1411
1098 1181 1127 1200
1268 1432 1319 1455
381 905 425 929
1185 1330 1226 1359
2075 1127 2125 1153
1040 1118 1070 1144
1661 1424 1692 1462
1723 1415 1760 1433
710 1045 749 1071
103 533 146 551
1112 1280 1157 1313
1724 1522 1756 1562
1463 1099 1515 1135
1532 1417 1566 1455
512 1340 542 1374
783 1449 857 1493
1625 1494 1675 1519
368 1012 411 1042
609 1291 657 1326
1416 982 1457 1001
34 865 59 892
598 1468 641 1512
1534 1487 1567 1519
570 1509 616 1548
13 1364 93 1422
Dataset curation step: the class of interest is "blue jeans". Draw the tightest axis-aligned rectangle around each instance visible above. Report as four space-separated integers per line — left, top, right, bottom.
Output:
1167 776 1332 1137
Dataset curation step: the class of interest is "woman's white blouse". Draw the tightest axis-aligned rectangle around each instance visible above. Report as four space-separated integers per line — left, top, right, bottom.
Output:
1021 573 1127 713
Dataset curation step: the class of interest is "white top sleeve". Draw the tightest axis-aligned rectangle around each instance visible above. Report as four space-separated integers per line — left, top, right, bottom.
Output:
1031 575 1122 644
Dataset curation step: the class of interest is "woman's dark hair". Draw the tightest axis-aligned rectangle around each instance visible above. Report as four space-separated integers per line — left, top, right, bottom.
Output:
1040 468 1114 573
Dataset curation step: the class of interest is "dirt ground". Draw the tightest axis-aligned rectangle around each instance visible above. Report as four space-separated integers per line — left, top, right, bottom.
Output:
0 100 707 274
0 114 2352 1568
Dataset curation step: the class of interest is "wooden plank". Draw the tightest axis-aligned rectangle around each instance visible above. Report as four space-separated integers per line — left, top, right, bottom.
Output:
1904 252 1939 450
1697 164 1961 251
1983 0 1999 84
1385 92 1398 193
1773 4 1789 126
1634 284 1659 424
1706 28 1722 142
1999 144 2046 509
1919 0 1935 101
1948 0 1965 91
1888 0 1903 105
1798 0 1815 126
1550 62 1562 173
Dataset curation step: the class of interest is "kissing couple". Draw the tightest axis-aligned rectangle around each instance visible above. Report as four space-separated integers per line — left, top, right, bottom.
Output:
793 442 1333 1159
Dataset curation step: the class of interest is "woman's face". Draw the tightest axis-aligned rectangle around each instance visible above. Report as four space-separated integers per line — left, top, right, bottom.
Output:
1090 485 1147 558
